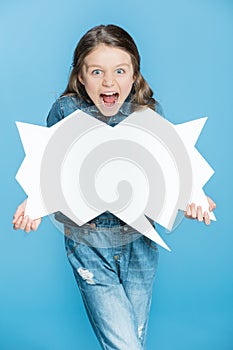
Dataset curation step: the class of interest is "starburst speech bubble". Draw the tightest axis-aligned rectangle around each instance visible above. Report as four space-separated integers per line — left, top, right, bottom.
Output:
15 106 215 251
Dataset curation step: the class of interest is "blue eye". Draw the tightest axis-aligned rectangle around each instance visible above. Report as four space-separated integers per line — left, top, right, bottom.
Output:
116 68 125 74
92 69 102 75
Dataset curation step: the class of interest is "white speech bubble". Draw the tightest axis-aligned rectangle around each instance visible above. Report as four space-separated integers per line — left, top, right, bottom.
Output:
15 107 215 251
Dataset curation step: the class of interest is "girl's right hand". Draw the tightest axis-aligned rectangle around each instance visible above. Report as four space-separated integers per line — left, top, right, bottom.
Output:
12 200 42 233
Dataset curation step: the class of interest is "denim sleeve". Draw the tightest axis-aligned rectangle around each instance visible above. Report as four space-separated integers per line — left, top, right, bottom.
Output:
46 99 64 127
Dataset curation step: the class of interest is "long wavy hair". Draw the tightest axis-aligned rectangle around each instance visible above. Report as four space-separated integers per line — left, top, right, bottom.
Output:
62 24 156 110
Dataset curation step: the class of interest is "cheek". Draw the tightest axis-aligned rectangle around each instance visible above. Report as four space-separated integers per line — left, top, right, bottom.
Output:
122 79 134 92
84 81 97 96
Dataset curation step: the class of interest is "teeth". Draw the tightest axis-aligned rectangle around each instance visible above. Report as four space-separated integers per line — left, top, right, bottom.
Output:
102 92 116 96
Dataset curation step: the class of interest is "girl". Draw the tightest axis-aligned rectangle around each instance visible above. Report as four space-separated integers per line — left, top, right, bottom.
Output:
13 25 216 350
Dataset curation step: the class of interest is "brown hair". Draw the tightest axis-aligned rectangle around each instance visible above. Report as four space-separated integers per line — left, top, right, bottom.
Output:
62 24 156 110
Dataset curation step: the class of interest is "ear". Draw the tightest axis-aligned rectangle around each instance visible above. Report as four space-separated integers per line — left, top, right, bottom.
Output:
132 73 137 84
78 75 85 85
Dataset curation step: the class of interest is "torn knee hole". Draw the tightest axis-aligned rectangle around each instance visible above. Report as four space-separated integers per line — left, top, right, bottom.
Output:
77 267 95 285
138 325 144 339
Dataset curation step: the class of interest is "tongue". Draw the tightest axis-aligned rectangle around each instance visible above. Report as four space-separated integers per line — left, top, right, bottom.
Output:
102 94 116 104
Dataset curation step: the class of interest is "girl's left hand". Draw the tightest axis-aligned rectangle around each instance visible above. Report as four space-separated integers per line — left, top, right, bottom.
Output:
185 196 216 225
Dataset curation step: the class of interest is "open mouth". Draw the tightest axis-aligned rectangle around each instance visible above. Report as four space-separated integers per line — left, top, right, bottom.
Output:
100 92 119 107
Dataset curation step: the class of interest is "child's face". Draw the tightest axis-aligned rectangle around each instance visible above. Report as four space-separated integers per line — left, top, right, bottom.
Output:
79 44 135 116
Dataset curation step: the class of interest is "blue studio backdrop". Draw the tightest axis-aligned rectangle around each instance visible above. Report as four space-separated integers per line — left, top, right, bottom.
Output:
0 0 232 349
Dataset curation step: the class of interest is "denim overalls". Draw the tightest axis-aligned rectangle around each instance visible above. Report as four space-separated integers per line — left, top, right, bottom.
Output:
47 95 160 350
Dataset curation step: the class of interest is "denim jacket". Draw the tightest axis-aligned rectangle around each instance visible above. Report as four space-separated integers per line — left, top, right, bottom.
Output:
46 94 163 227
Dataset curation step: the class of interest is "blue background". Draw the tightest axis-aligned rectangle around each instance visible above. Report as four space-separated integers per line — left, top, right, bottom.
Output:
1 0 232 349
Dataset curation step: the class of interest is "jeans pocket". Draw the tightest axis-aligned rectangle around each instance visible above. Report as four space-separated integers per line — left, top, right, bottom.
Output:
64 231 80 255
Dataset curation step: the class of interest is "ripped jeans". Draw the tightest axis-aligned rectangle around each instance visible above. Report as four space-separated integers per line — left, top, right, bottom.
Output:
64 217 159 350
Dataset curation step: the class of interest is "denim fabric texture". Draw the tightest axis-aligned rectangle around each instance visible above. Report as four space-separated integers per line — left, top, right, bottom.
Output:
46 94 161 349
64 225 159 350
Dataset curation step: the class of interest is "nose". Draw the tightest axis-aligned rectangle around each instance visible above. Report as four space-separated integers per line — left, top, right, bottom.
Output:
102 72 114 87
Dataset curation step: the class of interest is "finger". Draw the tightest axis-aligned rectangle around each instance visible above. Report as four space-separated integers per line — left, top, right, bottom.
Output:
185 204 191 217
25 218 32 233
207 196 216 211
31 220 38 231
13 216 23 230
31 218 41 231
191 203 197 219
203 211 210 225
197 206 203 222
13 200 27 223
209 200 216 211
13 203 26 219
19 215 29 231
13 209 24 223
31 221 36 231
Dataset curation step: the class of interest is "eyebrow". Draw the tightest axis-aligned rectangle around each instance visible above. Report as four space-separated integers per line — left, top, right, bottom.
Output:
85 63 130 70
